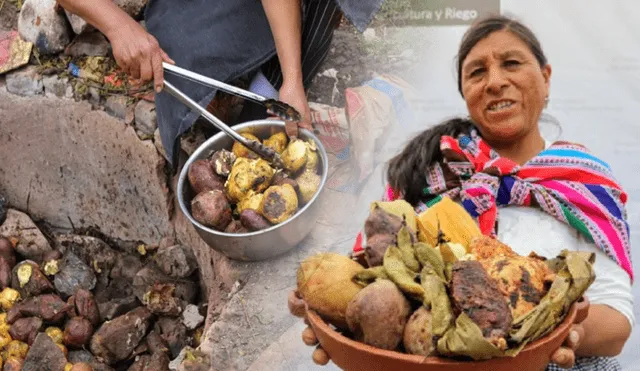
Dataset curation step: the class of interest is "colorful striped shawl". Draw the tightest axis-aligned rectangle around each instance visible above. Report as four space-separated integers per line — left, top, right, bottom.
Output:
355 130 633 281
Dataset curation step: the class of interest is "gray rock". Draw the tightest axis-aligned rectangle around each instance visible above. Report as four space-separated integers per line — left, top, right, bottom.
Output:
98 295 140 322
64 10 94 34
6 66 43 96
43 75 73 99
155 316 189 359
0 209 52 263
18 0 72 54
0 89 175 245
89 86 102 106
55 234 118 278
90 306 153 365
134 100 157 137
54 251 97 297
105 95 134 124
64 31 110 56
114 0 149 19
22 332 67 371
153 244 198 278
154 128 169 162
68 350 95 364
133 265 198 304
181 304 204 330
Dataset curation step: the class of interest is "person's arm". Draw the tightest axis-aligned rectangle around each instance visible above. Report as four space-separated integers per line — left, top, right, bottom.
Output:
260 0 312 134
56 0 173 92
577 304 631 356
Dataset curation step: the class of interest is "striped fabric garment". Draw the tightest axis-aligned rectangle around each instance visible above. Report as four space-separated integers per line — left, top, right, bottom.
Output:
354 129 633 281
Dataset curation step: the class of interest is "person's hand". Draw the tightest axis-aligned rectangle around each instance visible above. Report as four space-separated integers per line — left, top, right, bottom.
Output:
288 290 331 366
106 18 175 93
550 323 584 368
279 79 313 138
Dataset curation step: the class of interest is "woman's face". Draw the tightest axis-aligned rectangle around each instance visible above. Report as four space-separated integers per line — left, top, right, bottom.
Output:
461 30 551 145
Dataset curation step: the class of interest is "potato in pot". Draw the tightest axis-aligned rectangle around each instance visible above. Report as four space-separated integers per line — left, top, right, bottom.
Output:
281 139 308 173
296 169 321 205
263 132 289 154
259 184 299 225
236 191 264 214
232 133 261 159
191 190 233 231
224 158 275 203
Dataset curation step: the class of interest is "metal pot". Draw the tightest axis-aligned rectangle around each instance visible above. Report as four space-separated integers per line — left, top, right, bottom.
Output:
177 120 329 261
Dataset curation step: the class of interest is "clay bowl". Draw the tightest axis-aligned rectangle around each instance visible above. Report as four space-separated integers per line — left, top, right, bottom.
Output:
307 297 589 371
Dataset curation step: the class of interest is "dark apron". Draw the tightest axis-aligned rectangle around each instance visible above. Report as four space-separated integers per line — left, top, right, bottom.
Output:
145 0 384 168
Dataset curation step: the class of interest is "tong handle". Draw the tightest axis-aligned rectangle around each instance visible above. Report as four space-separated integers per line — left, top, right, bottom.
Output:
162 80 251 147
163 62 266 104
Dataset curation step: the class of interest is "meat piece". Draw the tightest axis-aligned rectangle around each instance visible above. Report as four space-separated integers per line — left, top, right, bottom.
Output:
480 255 556 319
450 260 512 349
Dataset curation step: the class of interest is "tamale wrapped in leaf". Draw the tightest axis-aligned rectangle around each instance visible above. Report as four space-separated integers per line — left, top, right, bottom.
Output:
383 246 425 301
420 262 453 337
370 200 418 234
436 313 504 361
417 197 482 249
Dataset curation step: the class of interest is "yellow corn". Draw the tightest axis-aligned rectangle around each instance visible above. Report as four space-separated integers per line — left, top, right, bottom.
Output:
417 197 482 250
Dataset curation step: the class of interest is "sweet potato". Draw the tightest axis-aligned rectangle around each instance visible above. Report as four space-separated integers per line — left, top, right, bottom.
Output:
190 190 232 231
187 159 225 194
224 219 249 234
9 317 43 345
64 317 93 348
0 237 16 268
239 209 271 232
0 257 12 289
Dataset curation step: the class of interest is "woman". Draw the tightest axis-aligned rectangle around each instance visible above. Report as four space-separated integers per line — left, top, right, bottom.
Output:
56 0 384 168
289 15 634 370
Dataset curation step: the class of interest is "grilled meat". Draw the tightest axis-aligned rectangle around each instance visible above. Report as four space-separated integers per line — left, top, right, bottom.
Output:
450 260 512 349
469 235 556 319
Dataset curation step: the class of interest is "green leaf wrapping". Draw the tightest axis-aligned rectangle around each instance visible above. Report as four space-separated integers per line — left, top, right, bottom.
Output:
397 225 421 273
436 313 504 360
383 246 425 301
353 266 389 287
414 242 446 281
420 262 453 337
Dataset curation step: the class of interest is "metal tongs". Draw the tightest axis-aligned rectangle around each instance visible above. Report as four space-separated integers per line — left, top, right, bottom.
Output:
161 63 298 168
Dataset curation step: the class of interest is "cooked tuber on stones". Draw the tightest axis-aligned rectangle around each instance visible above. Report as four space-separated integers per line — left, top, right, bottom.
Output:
259 184 298 225
46 326 64 344
74 289 101 327
7 294 71 324
210 149 236 177
0 288 20 311
239 209 271 232
190 190 232 231
64 317 93 348
345 279 411 350
0 257 12 289
70 364 93 371
9 317 43 345
11 260 55 298
0 237 16 268
296 253 364 329
403 307 434 356
187 159 225 194
3 357 24 371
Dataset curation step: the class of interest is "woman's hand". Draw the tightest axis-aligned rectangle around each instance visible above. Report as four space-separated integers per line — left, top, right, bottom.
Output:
550 323 584 368
279 80 313 138
288 290 331 366
107 19 175 93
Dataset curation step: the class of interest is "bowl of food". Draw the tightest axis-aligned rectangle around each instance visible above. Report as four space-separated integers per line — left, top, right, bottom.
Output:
294 198 595 371
177 119 329 261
